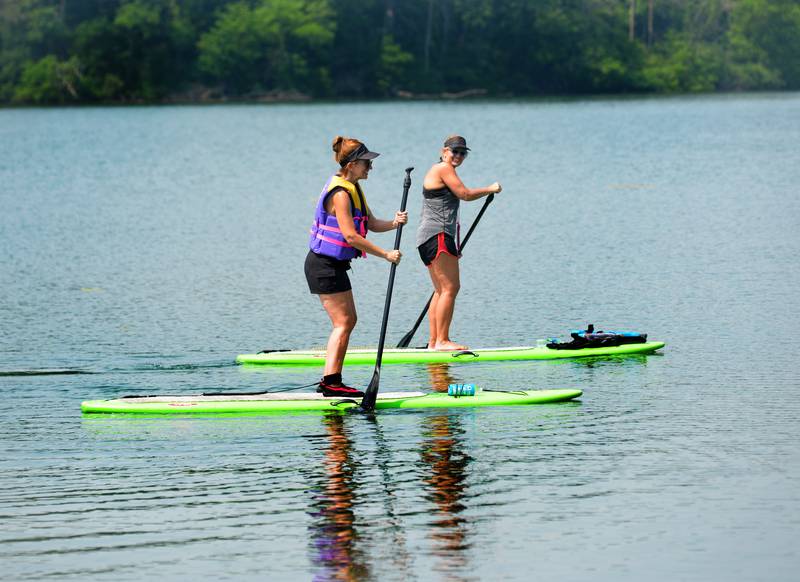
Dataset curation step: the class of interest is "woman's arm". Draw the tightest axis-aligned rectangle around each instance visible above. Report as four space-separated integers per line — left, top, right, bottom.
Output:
332 192 402 263
439 164 501 201
367 209 408 233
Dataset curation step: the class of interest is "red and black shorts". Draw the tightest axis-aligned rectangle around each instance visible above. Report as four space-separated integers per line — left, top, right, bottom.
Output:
418 232 460 267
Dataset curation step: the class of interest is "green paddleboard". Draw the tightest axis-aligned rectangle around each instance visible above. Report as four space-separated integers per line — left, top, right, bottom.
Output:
236 342 665 366
81 389 582 414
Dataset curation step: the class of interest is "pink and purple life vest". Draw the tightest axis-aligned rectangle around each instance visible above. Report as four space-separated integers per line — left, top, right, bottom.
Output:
309 175 369 260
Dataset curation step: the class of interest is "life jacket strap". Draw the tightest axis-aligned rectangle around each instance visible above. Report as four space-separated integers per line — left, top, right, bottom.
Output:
315 233 351 248
316 223 343 234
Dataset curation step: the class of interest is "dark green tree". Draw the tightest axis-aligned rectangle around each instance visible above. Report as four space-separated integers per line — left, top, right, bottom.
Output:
198 0 335 96
726 0 800 89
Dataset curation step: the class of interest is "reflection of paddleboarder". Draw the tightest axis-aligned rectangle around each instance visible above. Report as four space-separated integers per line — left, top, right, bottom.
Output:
420 411 473 573
308 414 369 581
426 363 456 393
420 361 473 571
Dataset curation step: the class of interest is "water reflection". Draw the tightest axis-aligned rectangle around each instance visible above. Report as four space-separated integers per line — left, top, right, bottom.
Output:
486 352 655 372
306 363 476 581
420 363 473 577
568 353 654 369
419 411 473 575
364 414 415 577
308 413 369 581
426 363 455 393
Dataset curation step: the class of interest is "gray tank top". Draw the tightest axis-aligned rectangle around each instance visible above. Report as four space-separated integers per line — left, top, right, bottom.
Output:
416 185 460 247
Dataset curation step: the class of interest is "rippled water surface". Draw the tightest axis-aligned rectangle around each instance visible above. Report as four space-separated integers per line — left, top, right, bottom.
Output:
1 94 799 581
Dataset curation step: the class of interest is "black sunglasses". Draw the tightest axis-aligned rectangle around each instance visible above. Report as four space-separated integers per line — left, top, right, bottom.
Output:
450 148 468 157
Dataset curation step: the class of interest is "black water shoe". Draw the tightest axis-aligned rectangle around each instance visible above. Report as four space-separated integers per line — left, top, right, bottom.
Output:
317 381 364 398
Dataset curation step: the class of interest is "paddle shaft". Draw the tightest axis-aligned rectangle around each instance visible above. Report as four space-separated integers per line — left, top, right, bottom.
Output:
395 192 495 348
361 167 414 411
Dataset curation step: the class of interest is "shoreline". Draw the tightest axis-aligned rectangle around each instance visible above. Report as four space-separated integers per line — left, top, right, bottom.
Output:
1 88 797 109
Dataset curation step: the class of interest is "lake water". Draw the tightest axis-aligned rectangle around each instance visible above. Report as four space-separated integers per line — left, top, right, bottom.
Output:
1 94 798 581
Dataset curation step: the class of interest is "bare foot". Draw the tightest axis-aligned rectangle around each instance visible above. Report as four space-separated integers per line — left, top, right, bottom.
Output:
434 340 469 351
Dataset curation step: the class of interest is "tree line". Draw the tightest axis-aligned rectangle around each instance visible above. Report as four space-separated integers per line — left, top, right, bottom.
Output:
1 0 798 105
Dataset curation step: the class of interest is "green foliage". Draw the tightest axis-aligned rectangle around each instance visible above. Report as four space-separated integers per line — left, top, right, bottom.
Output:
0 49 24 102
70 0 194 101
474 0 642 94
642 31 723 92
724 29 782 90
727 0 800 89
377 35 413 94
197 2 263 93
327 0 384 97
13 54 80 103
71 17 126 100
198 0 334 95
1 0 798 104
571 1 647 93
0 0 70 101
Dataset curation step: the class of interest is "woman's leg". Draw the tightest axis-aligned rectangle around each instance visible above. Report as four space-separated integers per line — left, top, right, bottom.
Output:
426 269 442 349
428 253 466 350
319 290 357 376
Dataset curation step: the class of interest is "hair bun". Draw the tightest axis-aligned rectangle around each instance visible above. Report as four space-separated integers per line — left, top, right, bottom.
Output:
332 136 345 153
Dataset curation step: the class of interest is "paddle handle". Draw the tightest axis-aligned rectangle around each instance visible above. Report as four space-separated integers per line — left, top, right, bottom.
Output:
389 169 413 251
362 167 414 410
395 192 495 348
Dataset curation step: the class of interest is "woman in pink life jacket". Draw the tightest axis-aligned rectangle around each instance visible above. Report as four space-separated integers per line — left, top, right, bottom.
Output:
417 135 502 351
305 136 408 397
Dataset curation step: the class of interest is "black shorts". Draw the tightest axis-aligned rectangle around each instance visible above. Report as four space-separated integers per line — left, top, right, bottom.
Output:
304 250 352 294
418 233 460 266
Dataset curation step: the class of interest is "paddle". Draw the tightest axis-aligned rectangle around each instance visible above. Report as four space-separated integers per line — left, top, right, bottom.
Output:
361 167 414 411
395 192 495 348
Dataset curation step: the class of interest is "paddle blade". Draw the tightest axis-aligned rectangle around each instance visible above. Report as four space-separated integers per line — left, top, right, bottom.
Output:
361 368 381 411
396 329 414 349
396 292 434 348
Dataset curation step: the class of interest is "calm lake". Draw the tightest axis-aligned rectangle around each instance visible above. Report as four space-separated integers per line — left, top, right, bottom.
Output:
1 94 799 581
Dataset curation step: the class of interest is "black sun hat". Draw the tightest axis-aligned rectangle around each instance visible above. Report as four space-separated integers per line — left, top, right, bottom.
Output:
340 143 380 166
443 136 470 151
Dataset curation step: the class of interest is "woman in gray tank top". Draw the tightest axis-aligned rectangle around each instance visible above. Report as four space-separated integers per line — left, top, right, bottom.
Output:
416 136 502 350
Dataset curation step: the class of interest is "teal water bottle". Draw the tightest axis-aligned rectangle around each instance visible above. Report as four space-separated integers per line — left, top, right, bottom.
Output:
448 383 476 397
